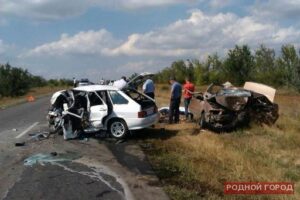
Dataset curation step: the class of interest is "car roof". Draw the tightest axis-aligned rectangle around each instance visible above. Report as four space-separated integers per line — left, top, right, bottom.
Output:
73 84 119 92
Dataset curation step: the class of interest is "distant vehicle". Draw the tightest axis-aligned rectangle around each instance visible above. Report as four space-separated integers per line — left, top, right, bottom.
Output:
47 73 158 139
77 78 93 87
195 82 279 132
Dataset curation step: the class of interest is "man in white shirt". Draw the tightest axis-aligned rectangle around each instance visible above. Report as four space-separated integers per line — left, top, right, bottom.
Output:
113 76 127 89
142 79 155 99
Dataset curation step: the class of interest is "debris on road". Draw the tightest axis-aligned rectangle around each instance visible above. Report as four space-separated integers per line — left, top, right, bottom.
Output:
24 152 80 166
50 152 58 156
12 128 18 132
158 106 194 123
26 95 35 102
28 132 50 141
15 142 25 147
14 132 51 147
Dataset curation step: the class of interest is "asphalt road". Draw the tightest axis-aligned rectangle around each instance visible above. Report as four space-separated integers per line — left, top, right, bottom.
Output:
0 96 49 133
0 96 169 200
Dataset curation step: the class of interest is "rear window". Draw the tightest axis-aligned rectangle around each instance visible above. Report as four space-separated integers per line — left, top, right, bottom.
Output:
108 91 128 104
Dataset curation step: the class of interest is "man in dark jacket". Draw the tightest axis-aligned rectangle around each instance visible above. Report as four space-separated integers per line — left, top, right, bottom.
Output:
169 77 182 124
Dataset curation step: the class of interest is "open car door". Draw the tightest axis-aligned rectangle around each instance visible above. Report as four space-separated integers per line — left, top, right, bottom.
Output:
124 72 154 90
88 92 108 128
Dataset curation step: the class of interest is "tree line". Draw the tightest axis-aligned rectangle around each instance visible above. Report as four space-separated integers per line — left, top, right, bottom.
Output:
154 44 300 91
0 63 72 97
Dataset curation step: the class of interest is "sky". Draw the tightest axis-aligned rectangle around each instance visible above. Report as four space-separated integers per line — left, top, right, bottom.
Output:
0 0 300 81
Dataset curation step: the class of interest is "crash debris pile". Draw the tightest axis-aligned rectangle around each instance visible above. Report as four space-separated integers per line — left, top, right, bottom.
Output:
194 82 279 132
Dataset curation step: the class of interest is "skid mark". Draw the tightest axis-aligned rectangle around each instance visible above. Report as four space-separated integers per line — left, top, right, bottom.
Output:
75 157 135 200
54 162 125 199
23 153 134 200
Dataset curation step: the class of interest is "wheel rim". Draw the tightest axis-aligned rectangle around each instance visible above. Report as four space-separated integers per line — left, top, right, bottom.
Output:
111 121 125 137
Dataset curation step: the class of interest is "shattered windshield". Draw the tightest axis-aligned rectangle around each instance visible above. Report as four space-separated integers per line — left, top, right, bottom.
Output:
217 89 251 97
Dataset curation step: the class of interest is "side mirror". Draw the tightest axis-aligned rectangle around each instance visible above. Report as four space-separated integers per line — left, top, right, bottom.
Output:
63 103 69 111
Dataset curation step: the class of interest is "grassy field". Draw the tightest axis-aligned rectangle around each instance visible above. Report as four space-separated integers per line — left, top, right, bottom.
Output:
0 86 70 108
134 84 300 200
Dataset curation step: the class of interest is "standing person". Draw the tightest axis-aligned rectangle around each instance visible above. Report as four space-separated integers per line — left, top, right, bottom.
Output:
183 76 195 120
169 77 182 124
113 76 127 89
142 78 155 99
73 77 77 87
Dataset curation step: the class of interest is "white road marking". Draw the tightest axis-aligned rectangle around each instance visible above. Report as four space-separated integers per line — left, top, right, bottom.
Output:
15 122 39 139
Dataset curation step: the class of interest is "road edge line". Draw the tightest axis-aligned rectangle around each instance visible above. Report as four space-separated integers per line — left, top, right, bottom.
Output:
15 122 39 139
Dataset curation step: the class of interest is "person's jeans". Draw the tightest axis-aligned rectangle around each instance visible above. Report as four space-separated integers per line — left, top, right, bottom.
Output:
184 97 192 119
145 92 155 99
169 98 181 123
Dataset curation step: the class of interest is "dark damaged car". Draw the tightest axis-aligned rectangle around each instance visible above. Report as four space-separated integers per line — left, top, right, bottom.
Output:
195 82 279 132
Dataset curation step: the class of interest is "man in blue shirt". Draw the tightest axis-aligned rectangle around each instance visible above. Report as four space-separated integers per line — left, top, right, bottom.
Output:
142 78 155 99
169 77 182 124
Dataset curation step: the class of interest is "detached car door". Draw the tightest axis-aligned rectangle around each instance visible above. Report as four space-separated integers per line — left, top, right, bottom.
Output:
88 92 108 128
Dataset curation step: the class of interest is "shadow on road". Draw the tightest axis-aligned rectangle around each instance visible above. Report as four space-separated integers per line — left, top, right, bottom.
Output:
98 127 178 176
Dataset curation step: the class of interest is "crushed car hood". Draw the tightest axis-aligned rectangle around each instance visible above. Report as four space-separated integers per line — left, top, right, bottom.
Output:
215 89 251 111
244 82 276 103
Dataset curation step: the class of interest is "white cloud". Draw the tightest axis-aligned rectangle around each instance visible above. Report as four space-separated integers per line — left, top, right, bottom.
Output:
122 60 166 72
22 29 121 57
23 10 300 59
99 0 197 9
0 0 197 20
18 9 300 80
106 10 300 57
0 0 96 20
251 0 300 21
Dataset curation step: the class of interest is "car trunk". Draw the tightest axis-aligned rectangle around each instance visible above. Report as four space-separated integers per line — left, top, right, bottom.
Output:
124 88 155 110
122 72 157 117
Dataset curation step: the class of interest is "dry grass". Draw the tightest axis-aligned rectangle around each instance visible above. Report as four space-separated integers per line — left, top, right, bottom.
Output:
136 84 300 200
0 86 70 108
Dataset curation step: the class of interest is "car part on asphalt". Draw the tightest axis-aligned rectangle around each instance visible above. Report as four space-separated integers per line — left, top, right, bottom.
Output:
194 82 279 132
15 142 25 147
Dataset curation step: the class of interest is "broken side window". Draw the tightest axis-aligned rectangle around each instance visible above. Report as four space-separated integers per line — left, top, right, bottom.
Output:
88 92 103 106
73 91 87 110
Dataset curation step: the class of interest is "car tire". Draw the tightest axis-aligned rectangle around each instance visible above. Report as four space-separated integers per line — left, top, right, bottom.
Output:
108 119 128 139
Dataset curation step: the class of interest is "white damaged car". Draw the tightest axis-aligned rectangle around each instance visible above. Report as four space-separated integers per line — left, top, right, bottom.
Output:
47 73 158 139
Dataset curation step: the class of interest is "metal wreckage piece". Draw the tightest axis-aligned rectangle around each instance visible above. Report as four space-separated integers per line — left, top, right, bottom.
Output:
47 90 85 140
194 82 279 132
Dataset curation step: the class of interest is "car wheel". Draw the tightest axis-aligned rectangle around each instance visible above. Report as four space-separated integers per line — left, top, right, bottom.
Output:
109 119 128 139
199 112 206 129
